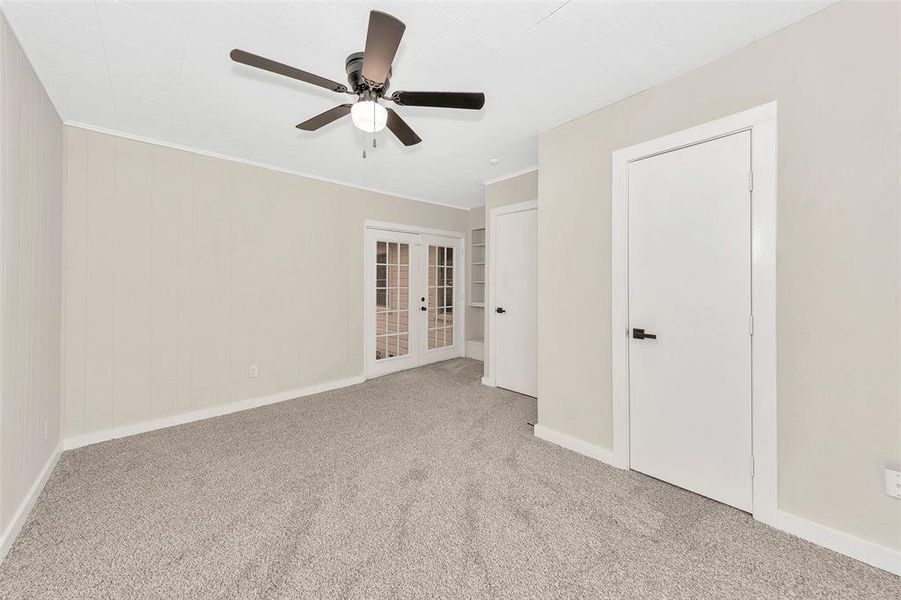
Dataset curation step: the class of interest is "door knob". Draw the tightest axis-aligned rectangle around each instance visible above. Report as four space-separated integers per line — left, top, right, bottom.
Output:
496 307 506 314
420 306 427 312
632 328 656 340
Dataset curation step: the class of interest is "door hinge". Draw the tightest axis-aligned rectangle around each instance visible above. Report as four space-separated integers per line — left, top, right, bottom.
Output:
749 171 754 192
749 314 754 336
750 456 755 477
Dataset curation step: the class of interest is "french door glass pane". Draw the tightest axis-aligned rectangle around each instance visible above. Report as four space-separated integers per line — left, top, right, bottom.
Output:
376 241 410 361
427 244 455 350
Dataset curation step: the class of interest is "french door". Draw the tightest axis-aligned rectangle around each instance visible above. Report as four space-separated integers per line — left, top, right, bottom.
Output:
365 227 464 378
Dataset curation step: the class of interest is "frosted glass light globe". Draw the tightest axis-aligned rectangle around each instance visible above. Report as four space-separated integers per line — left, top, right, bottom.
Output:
351 100 388 133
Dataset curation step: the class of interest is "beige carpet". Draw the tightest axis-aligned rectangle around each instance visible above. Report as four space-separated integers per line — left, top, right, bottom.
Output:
0 359 897 598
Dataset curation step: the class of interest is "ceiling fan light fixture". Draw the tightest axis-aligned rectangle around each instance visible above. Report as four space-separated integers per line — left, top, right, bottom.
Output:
351 100 388 133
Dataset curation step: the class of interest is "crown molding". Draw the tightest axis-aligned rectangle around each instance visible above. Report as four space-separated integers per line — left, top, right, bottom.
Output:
482 165 538 186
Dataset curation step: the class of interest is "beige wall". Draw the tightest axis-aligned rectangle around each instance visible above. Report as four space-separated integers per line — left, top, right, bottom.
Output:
483 170 538 379
538 1 900 550
0 14 63 533
62 126 468 438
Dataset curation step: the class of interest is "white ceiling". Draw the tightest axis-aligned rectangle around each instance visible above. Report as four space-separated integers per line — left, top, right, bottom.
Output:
3 0 832 208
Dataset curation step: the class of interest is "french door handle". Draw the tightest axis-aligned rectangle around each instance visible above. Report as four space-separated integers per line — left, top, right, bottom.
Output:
420 306 427 312
632 328 656 340
496 307 506 314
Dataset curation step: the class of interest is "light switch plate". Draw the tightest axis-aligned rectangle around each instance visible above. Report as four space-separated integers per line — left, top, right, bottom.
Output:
885 468 901 499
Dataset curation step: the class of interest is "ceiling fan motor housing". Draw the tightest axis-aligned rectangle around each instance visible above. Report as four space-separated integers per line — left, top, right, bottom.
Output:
346 52 390 95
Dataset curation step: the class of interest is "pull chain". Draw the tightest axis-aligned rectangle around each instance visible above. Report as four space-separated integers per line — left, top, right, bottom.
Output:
362 101 378 158
370 101 378 152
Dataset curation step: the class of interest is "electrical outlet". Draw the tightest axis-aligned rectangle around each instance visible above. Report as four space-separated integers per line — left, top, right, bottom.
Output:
248 364 259 378
885 468 901 500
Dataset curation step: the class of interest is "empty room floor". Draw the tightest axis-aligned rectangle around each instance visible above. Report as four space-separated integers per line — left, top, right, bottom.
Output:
0 359 897 599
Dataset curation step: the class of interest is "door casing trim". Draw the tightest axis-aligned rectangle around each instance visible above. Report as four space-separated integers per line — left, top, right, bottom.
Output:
485 199 538 389
362 221 466 380
611 102 778 521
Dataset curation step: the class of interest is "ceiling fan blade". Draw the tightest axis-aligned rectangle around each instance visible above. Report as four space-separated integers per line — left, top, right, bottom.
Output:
362 11 405 85
391 91 485 110
386 108 421 146
296 104 353 131
230 49 348 93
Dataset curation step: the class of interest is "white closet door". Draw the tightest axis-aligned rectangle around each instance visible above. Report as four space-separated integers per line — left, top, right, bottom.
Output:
493 207 537 397
628 130 752 511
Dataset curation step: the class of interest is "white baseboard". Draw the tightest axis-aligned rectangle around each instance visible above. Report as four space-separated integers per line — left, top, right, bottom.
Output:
63 374 366 450
481 376 495 387
0 444 62 562
533 424 620 468
465 340 484 361
758 508 900 576
534 425 899 575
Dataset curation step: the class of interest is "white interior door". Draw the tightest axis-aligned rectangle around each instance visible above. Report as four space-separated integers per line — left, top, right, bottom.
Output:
420 235 463 365
493 207 537 397
367 229 419 377
628 131 753 511
366 228 463 378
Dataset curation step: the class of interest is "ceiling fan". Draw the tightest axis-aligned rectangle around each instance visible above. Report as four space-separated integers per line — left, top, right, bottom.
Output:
230 10 485 147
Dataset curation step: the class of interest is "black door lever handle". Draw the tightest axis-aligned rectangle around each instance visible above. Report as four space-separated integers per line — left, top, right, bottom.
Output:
632 328 657 340
496 307 506 314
